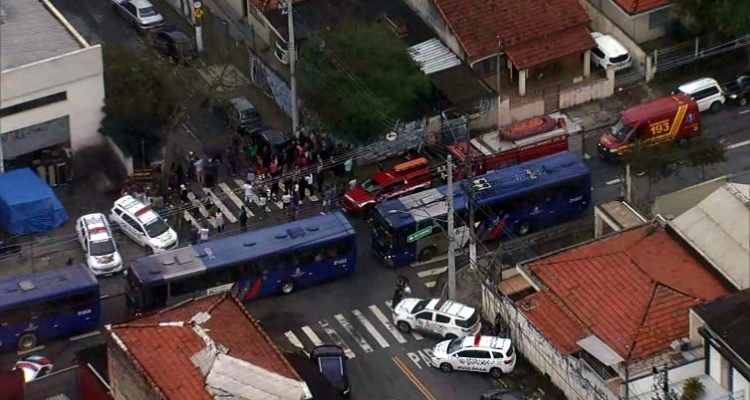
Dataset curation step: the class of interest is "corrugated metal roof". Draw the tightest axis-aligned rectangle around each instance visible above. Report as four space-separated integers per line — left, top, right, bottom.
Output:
670 183 750 290
407 38 461 75
0 0 81 71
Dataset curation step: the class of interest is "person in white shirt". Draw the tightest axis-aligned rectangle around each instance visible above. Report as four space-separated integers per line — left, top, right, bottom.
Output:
243 181 253 204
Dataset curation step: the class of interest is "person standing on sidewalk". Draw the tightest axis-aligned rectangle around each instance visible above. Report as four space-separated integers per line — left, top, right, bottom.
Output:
215 211 225 233
194 157 205 186
239 206 248 231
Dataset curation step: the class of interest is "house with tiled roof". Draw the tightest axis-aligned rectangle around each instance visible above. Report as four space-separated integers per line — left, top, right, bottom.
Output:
507 223 733 399
584 0 673 43
106 293 312 400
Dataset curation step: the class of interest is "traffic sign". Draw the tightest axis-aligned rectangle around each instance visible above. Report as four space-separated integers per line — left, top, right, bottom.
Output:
407 226 433 243
194 8 204 18
194 1 202 8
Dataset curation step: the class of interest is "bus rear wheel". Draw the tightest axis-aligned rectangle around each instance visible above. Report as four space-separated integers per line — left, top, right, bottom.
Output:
281 280 295 294
18 333 37 351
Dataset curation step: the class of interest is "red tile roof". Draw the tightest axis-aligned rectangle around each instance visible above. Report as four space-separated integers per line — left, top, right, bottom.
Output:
506 26 595 70
432 0 592 65
109 293 300 399
521 224 729 360
613 0 669 14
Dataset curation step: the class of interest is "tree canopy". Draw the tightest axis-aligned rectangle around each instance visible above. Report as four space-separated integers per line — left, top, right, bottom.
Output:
99 44 185 158
298 22 431 142
674 0 750 37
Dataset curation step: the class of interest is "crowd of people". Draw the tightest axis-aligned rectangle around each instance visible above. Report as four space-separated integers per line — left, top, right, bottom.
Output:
168 128 356 234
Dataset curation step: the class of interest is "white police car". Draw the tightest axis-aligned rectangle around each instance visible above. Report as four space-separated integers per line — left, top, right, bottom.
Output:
110 195 177 253
393 297 481 339
431 335 516 378
76 213 123 275
13 355 54 382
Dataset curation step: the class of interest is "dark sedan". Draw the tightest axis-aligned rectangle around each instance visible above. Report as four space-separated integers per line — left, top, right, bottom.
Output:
724 74 750 107
153 28 197 62
310 345 350 397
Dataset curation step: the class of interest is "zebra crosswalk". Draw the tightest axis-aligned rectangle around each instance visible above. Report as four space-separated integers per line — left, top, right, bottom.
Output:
277 302 427 359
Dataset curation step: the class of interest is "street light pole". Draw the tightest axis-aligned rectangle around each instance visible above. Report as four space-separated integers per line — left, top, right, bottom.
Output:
446 154 456 299
284 0 300 136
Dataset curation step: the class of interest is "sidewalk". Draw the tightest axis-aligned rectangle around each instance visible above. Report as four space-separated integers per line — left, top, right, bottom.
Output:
565 83 652 133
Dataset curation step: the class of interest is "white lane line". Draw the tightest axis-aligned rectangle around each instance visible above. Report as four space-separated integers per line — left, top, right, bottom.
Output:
605 178 621 186
352 309 389 349
70 330 101 342
301 325 323 347
319 320 356 359
740 109 750 114
183 210 203 230
726 139 750 150
187 192 218 228
17 345 45 356
369 305 407 344
204 188 238 224
219 182 245 209
424 281 437 288
385 301 423 340
285 331 305 350
417 266 447 278
335 314 373 353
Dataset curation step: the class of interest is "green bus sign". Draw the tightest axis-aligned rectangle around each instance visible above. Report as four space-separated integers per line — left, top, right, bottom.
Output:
407 226 433 243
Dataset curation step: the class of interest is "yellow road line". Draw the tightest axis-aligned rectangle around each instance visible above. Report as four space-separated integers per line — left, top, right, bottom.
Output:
392 356 438 400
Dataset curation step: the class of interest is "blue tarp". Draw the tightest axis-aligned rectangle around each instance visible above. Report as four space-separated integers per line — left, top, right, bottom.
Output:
0 168 68 235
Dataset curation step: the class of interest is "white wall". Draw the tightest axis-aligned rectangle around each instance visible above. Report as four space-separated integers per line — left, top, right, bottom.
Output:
710 345 723 384
1 45 105 152
628 359 705 396
733 369 750 399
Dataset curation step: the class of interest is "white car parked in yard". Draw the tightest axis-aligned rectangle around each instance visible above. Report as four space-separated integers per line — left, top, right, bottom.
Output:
76 213 123 275
431 335 516 378
392 297 481 339
110 195 177 253
590 32 632 73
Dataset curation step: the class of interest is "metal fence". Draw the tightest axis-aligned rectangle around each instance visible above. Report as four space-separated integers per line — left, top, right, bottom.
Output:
652 34 750 74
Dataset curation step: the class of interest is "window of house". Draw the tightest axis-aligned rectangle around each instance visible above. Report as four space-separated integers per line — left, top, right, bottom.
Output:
649 8 670 30
0 92 67 118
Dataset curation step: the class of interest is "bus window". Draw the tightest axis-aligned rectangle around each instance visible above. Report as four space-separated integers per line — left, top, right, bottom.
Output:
146 283 168 307
327 241 350 258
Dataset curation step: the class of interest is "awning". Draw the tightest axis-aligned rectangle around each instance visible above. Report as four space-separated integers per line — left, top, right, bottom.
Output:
408 38 462 75
506 26 595 70
576 335 624 366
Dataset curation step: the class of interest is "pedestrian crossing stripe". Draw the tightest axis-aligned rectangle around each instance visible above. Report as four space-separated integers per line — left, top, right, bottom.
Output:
204 187 238 224
319 319 356 359
301 326 323 347
352 309 389 349
335 314 373 353
368 305 407 344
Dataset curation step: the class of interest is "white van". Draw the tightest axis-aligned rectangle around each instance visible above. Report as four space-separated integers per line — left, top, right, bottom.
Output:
392 297 481 339
110 195 177 253
677 77 726 113
590 32 632 73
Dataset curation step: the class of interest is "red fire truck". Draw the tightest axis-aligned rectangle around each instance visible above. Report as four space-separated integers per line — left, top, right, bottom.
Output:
446 112 580 178
341 157 432 215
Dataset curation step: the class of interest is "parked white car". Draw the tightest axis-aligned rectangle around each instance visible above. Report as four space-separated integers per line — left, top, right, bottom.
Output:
590 32 632 73
76 213 123 275
110 195 177 253
431 335 516 378
676 77 726 113
111 0 164 31
392 297 481 339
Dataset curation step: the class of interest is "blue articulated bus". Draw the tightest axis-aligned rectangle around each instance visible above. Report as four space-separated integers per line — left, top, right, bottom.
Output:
0 265 100 352
126 211 357 313
371 151 591 267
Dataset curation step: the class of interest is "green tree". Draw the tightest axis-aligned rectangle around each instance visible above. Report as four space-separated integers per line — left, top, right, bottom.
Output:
674 0 750 37
298 22 431 142
682 136 727 179
99 44 185 160
625 142 680 199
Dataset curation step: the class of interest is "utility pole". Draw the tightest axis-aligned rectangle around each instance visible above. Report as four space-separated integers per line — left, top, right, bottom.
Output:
194 2 204 53
447 154 456 299
281 0 299 136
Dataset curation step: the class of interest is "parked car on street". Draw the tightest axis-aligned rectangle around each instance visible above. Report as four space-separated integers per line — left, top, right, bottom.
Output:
244 125 293 153
480 389 526 400
13 356 54 383
76 213 123 276
393 297 481 339
676 77 726 113
111 0 165 31
724 74 750 107
214 96 261 131
310 345 351 397
152 28 197 62
431 335 516 378
110 195 177 253
590 32 632 73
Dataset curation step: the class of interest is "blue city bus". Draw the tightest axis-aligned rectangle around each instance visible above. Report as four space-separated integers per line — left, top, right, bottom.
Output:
371 151 591 267
0 265 100 352
126 211 357 313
